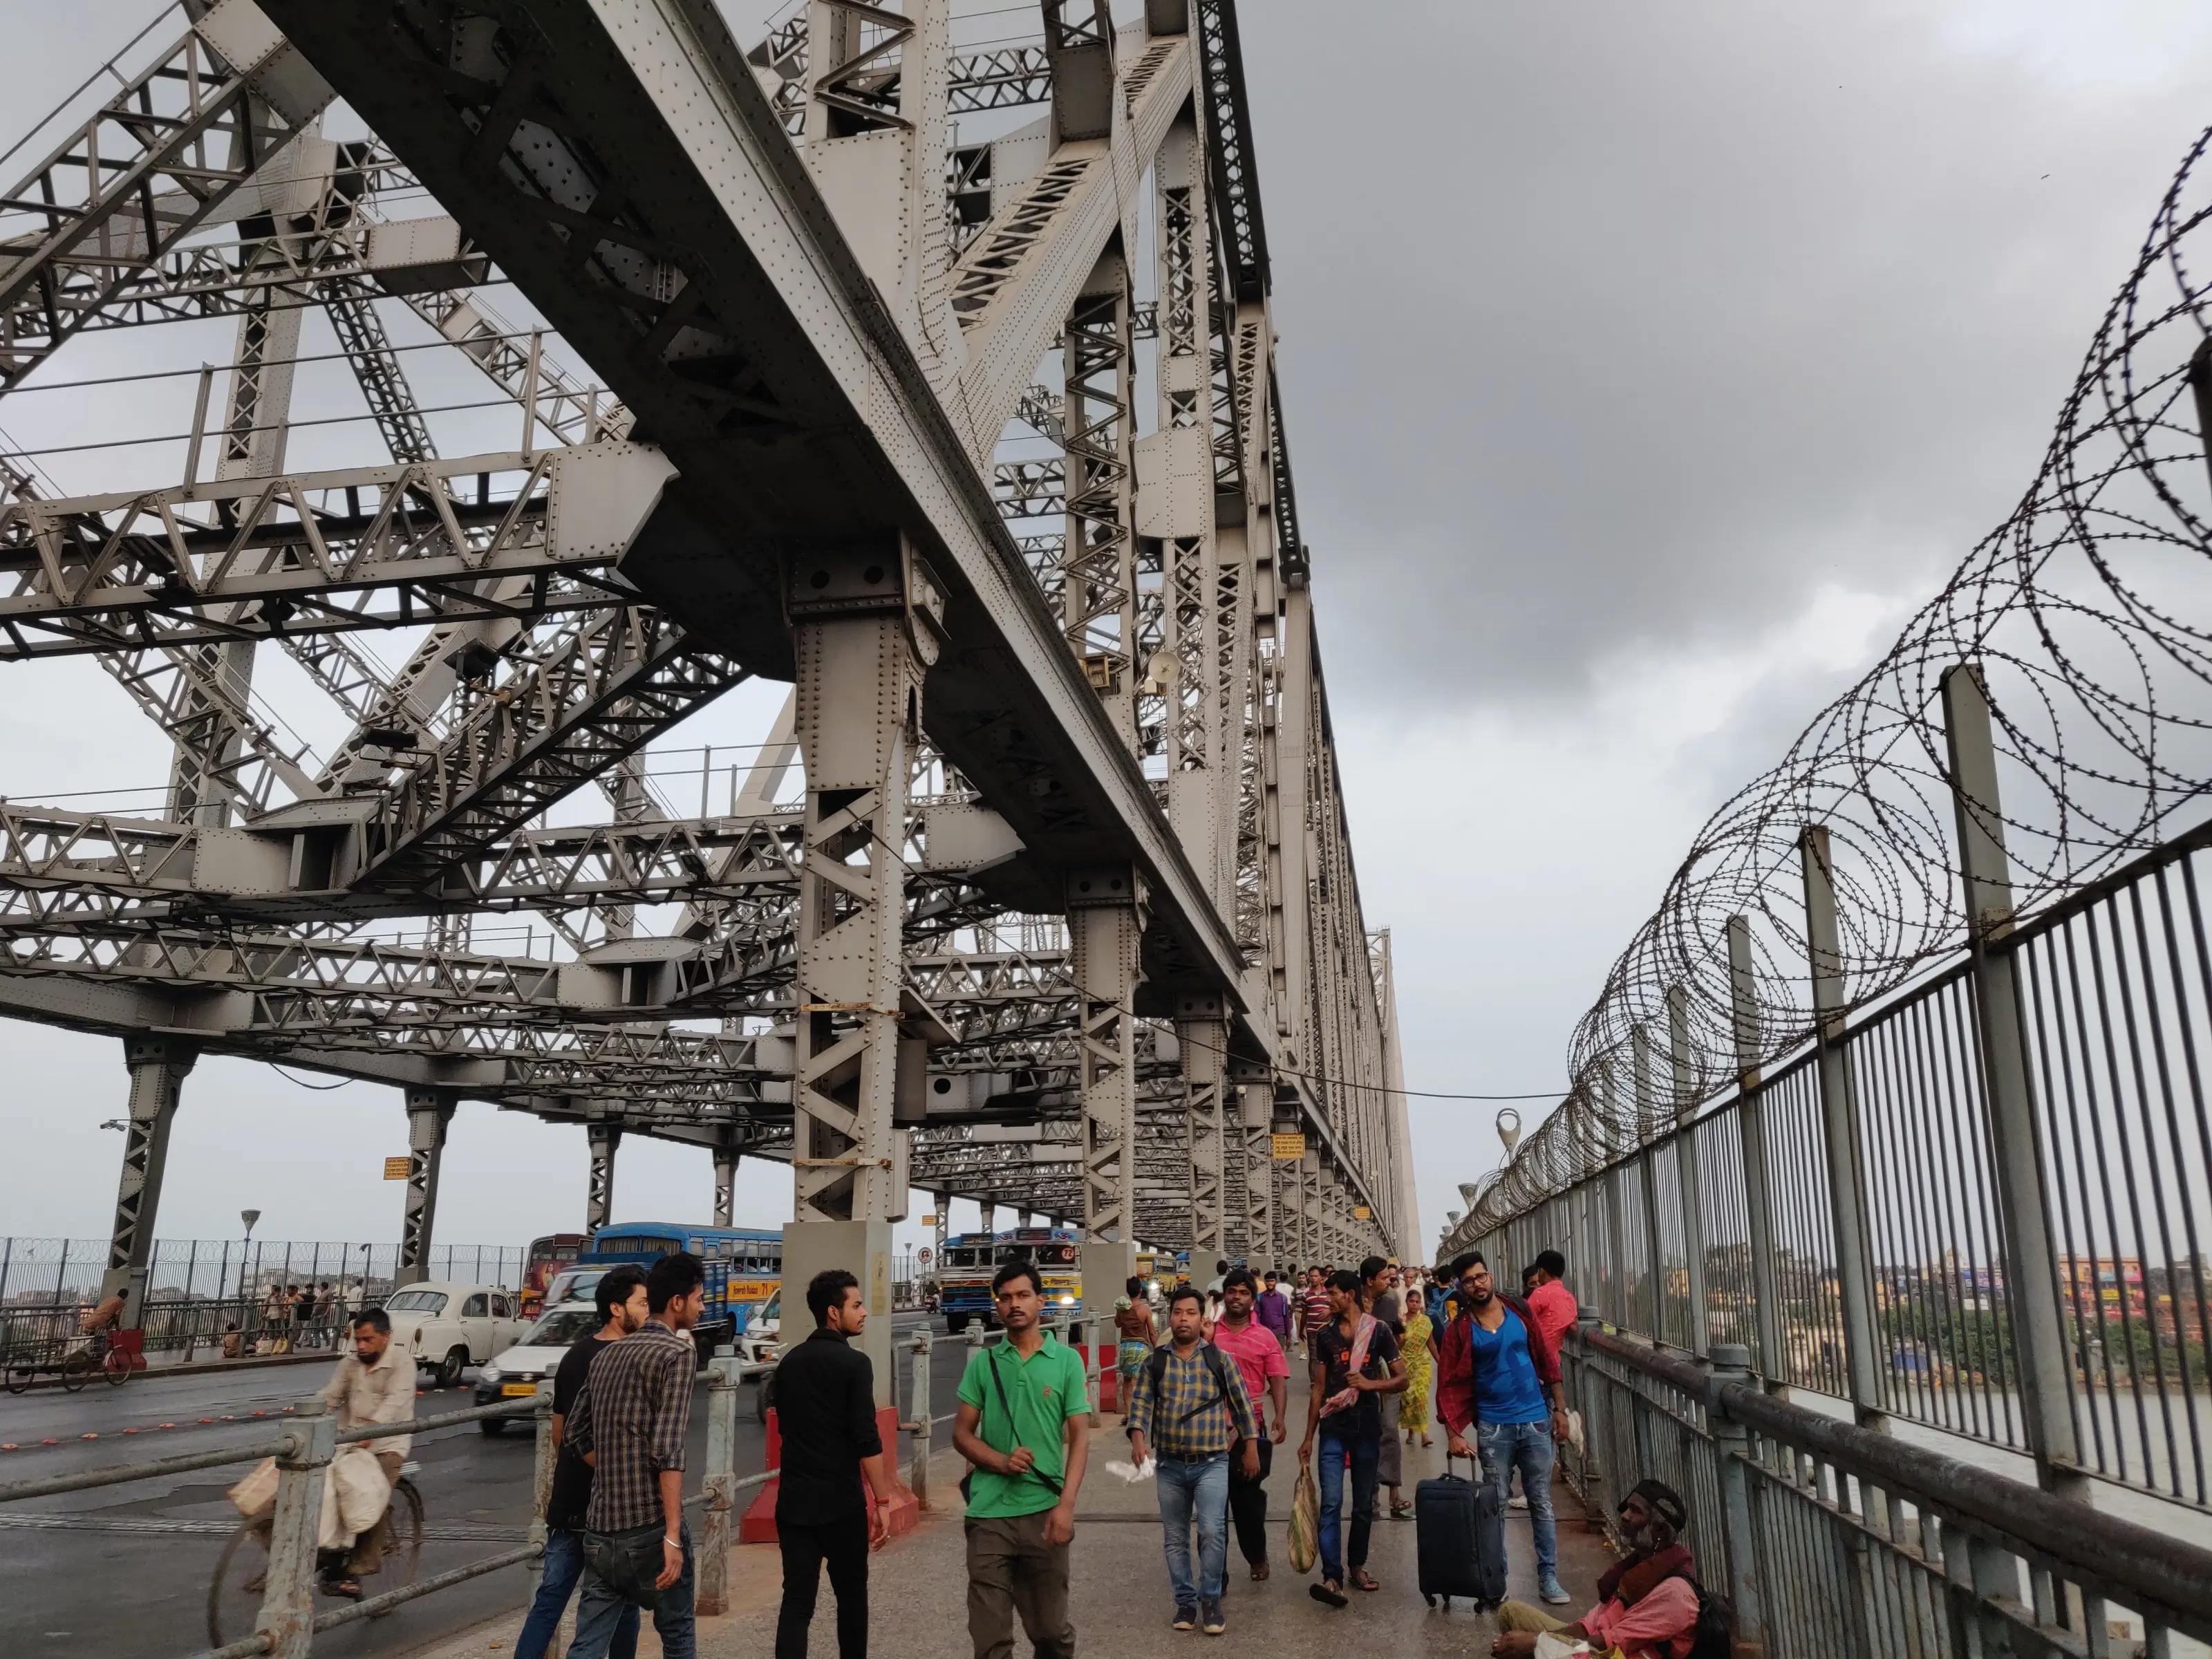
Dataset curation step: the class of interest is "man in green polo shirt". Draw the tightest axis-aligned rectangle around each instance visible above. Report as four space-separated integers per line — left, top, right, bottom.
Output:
953 1259 1091 1659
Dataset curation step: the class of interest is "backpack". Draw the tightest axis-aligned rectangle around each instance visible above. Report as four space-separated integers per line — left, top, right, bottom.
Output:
1681 1575 1736 1659
1132 1342 1239 1435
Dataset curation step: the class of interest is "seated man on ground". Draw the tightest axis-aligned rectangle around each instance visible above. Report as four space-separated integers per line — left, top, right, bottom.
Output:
1490 1481 1705 1659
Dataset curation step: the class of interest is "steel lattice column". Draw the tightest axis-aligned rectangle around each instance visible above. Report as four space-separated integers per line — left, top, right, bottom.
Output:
1060 250 1138 749
1177 997 1226 1255
783 538 946 1402
585 1123 621 1235
101 1036 196 1315
397 1088 456 1286
1241 1082 1275 1274
787 538 943 1225
1073 863 1147 1298
712 1136 738 1229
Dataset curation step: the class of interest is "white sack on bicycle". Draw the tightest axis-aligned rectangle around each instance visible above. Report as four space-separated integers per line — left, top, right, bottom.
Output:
319 1445 391 1548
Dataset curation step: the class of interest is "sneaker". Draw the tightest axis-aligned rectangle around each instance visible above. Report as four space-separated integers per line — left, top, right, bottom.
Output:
1539 1573 1573 1606
1173 1603 1198 1631
1201 1597 1225 1635
1508 1493 1529 1509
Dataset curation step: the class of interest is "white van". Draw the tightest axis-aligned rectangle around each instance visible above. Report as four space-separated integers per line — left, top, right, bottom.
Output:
381 1282 530 1386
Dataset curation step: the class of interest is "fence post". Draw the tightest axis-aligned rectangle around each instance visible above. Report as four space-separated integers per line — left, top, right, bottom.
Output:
1667 987 1711 1354
697 1349 738 1615
1727 917 1788 1392
1631 1027 1666 1340
1939 663 2087 1498
1798 827 1886 1429
255 1394 334 1659
1707 1343 1766 1650
525 1379 556 1604
909 1325 933 1507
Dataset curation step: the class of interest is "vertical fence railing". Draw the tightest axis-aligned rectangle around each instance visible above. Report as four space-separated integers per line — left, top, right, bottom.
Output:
1474 665 2212 1538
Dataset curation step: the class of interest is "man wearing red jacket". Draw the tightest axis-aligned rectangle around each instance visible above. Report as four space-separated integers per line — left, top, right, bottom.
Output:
1435 1253 1571 1606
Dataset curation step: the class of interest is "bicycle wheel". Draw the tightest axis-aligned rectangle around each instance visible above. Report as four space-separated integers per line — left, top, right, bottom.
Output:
369 1478 424 1617
3 1364 31 1395
60 1352 90 1394
206 1520 268 1650
103 1347 131 1386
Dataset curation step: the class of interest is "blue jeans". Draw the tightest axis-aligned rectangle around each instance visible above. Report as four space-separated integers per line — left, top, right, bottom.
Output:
1478 1418 1558 1577
570 1521 694 1659
516 1530 639 1659
1315 1430 1379 1584
1154 1452 1230 1606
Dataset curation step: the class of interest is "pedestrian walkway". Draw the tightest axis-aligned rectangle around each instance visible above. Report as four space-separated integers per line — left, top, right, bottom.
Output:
409 1371 1614 1658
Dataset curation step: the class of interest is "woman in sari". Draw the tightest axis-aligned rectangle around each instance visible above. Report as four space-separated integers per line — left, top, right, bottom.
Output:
1399 1297 1435 1447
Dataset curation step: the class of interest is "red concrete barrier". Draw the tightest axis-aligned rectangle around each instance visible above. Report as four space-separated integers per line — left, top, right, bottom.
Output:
740 1405 919 1546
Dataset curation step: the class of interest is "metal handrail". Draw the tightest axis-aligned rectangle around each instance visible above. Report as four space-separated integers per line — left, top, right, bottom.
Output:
1582 1324 2212 1645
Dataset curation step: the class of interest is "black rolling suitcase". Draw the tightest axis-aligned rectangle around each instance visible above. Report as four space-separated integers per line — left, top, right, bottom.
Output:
1416 1450 1506 1610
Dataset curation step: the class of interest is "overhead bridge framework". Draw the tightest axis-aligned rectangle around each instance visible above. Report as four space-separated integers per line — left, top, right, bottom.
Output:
0 0 1414 1384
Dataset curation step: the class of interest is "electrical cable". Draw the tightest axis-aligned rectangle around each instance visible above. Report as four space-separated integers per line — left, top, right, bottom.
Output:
272 1065 352 1091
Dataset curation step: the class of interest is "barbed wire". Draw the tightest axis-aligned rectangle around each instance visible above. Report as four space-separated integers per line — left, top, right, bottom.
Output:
1468 128 2212 1232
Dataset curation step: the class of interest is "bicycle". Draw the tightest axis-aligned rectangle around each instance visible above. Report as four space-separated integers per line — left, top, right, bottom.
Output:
205 1464 425 1648
61 1331 133 1392
2 1332 132 1393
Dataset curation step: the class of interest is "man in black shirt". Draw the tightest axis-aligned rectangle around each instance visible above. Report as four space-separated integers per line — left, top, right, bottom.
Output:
513 1265 648 1659
774 1268 897 1659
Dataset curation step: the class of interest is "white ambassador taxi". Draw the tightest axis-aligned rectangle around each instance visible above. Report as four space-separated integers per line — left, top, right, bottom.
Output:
470 1300 601 1432
381 1281 529 1387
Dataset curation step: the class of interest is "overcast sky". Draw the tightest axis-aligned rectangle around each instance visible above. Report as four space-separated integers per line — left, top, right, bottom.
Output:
3 1 2211 1271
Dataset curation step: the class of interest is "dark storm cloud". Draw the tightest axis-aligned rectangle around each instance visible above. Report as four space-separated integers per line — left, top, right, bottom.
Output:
1245 0 2212 711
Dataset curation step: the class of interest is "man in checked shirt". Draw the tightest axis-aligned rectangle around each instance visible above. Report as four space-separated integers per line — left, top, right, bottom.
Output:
565 1251 706 1659
1125 1285 1258 1637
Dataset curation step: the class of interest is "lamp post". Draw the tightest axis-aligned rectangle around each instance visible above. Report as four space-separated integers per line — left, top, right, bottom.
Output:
240 1210 261 1335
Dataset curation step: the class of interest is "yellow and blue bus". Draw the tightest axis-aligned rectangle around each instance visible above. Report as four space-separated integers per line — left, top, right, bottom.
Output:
939 1227 1082 1333
572 1223 782 1358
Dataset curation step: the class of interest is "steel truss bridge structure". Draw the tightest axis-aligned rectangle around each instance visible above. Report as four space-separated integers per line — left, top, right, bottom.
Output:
0 0 1416 1362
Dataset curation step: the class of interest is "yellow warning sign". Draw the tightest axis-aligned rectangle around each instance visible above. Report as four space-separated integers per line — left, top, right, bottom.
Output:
382 1156 411 1180
1353 1205 1373 1220
1271 1133 1306 1161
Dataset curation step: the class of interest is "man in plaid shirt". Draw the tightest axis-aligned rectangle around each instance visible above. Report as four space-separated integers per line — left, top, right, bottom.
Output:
565 1252 707 1659
1125 1286 1258 1635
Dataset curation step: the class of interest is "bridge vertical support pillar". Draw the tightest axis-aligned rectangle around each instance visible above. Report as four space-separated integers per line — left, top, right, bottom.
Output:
102 1036 196 1320
1799 827 1885 1430
1060 247 1140 752
782 536 946 1409
1940 663 2086 1497
584 1123 620 1237
1243 1082 1277 1277
1073 865 1148 1308
1707 1344 1766 1648
711 1137 738 1230
1179 997 1226 1261
1727 916 1788 1391
397 1087 456 1286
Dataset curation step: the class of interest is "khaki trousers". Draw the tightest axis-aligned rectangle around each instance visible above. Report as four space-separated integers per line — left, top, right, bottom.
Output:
1496 1598 1571 1634
964 1511 1074 1659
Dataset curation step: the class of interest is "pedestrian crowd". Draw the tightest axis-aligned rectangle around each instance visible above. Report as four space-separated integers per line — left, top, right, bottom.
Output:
504 1242 1718 1659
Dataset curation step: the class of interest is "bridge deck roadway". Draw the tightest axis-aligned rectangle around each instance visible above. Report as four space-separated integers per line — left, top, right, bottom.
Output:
411 1365 1615 1659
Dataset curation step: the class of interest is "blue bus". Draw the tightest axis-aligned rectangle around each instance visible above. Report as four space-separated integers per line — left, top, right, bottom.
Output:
556 1223 782 1360
939 1227 1083 1332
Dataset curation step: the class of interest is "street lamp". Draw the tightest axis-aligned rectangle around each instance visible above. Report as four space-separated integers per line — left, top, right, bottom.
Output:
1496 1107 1522 1159
241 1210 261 1320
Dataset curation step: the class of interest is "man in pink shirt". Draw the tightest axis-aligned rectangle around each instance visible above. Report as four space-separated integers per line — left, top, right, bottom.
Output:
1521 1250 1579 1351
1490 1481 1707 1659
1210 1269 1289 1581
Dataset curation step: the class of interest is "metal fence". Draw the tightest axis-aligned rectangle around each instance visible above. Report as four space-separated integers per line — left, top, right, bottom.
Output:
1478 818 2212 1524
1559 1321 2212 1659
0 1239 527 1362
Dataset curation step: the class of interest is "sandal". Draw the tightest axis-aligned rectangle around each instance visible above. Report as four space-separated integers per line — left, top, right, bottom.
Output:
1352 1569 1381 1593
1389 1500 1414 1519
323 1577 364 1601
1311 1580 1348 1609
